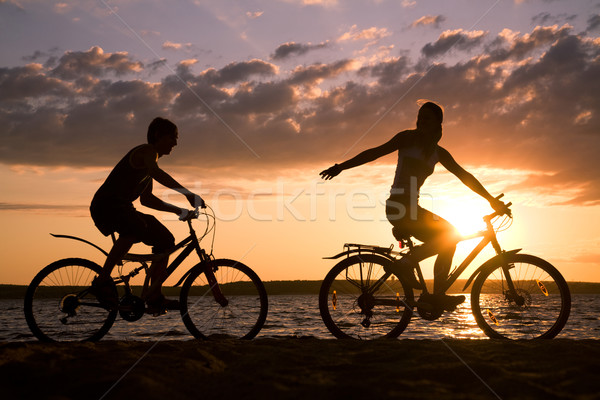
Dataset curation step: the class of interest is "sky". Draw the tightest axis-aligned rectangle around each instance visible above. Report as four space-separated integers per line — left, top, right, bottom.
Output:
1 0 599 285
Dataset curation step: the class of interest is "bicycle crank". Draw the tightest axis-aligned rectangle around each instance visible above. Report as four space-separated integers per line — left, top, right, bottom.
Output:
357 293 375 328
416 294 443 321
59 294 80 324
119 294 145 322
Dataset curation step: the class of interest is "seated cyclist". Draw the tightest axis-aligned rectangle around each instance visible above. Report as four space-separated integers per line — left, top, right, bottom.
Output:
90 117 204 312
320 101 507 311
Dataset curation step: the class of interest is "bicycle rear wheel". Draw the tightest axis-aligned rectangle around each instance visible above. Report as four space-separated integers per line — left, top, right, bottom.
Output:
471 253 571 339
180 259 268 339
24 258 117 342
319 254 414 340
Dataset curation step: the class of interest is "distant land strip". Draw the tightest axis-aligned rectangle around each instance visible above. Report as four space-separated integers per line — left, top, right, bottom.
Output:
2 281 600 299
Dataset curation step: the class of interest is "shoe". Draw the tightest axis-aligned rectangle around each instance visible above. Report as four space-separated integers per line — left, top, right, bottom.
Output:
89 276 118 309
388 257 422 289
440 294 465 311
431 294 466 311
146 294 180 315
426 294 465 311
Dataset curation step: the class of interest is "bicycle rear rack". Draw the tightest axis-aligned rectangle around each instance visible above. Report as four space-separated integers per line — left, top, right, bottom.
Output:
344 243 398 257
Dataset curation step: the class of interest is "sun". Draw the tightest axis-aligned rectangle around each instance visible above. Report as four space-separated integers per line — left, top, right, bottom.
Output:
438 199 493 236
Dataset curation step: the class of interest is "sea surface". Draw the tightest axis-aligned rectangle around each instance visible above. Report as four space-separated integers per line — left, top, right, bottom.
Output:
2 294 599 342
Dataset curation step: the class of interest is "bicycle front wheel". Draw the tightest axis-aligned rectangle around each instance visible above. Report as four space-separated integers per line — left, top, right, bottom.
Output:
319 254 414 340
24 258 117 342
180 259 268 339
471 253 571 339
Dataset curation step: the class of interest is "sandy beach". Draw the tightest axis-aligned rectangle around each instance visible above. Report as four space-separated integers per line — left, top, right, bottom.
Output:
1 338 599 400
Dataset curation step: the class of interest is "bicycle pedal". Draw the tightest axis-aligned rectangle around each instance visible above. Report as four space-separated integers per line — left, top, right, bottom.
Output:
145 307 168 316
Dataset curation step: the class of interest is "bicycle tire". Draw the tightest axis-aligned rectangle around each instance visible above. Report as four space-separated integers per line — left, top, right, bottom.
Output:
471 253 571 339
24 258 118 342
180 259 268 340
319 254 414 340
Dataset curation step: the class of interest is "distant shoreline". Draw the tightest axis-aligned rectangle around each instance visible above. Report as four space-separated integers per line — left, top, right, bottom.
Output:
2 280 600 298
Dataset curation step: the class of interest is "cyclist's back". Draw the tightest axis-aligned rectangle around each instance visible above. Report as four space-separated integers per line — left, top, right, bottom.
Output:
91 144 153 236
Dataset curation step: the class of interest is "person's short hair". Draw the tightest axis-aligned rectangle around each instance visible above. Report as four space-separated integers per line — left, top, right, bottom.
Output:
147 117 177 144
419 102 444 124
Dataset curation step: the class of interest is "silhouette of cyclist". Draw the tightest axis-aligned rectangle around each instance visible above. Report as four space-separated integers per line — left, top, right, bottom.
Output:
90 117 204 312
320 101 507 311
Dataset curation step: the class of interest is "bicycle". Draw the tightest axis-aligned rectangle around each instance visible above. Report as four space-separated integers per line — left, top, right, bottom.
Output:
24 206 268 342
319 195 571 340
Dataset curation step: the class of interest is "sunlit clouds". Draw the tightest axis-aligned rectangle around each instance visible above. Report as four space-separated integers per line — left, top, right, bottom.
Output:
1 19 598 205
411 15 447 29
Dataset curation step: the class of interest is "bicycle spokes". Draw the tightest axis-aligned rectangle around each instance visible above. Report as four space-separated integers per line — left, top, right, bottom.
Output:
471 254 570 339
319 254 414 340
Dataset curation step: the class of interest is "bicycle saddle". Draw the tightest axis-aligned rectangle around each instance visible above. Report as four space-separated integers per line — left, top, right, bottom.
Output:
392 227 411 241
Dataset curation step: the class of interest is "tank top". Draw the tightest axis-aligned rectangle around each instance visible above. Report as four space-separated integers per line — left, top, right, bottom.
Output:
92 145 152 206
391 135 439 197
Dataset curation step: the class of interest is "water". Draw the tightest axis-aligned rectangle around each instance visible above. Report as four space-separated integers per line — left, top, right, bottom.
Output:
3 294 599 341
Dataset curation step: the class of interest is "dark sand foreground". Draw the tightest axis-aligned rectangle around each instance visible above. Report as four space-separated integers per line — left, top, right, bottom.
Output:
1 339 599 400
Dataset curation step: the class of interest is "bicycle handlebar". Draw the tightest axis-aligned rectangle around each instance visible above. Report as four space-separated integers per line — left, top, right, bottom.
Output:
483 194 512 222
179 206 206 222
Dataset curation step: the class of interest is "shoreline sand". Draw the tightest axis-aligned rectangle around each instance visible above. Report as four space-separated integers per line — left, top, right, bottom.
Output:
1 339 599 399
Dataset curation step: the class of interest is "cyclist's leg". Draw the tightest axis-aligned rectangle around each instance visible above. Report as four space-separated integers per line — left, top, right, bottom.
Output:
91 202 142 279
99 235 136 280
137 213 175 302
387 197 460 295
409 207 459 294
432 249 455 294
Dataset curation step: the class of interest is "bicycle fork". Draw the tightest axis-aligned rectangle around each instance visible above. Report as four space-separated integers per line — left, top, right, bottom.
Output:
203 264 228 307
194 245 229 307
490 237 525 307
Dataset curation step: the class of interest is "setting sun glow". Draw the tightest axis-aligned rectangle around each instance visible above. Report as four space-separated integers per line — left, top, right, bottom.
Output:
438 199 492 237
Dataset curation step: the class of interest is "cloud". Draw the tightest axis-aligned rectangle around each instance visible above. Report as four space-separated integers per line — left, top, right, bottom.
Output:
271 41 329 60
280 0 338 6
162 41 193 51
146 58 168 72
486 24 572 63
50 46 142 79
338 25 392 44
201 59 278 85
587 14 600 32
361 56 410 85
410 15 446 29
0 202 84 212
1 28 599 205
421 29 488 58
289 60 354 85
246 11 263 19
531 12 576 26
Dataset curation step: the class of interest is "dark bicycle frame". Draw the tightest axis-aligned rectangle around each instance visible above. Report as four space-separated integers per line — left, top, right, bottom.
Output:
51 214 227 306
325 208 524 308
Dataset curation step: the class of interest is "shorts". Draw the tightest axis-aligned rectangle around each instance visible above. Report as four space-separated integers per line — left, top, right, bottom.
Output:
385 195 458 243
90 199 175 253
